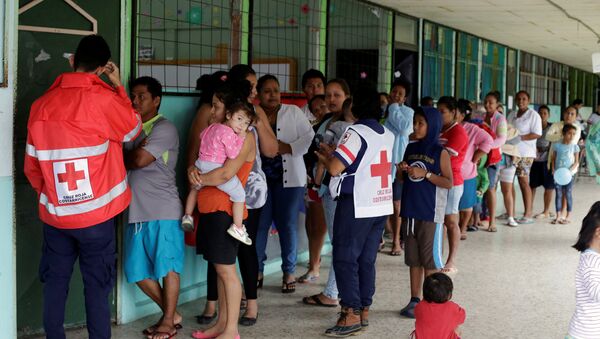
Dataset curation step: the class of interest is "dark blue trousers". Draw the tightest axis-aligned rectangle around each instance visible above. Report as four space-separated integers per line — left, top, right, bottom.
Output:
332 194 387 310
40 219 116 339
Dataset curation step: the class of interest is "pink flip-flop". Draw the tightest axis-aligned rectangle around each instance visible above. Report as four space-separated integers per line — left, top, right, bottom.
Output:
191 330 219 339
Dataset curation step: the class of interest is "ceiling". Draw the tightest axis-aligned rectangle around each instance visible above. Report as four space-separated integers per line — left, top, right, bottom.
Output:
371 0 600 72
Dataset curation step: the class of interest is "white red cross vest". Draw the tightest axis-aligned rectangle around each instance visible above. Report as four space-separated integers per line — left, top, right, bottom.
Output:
329 124 394 218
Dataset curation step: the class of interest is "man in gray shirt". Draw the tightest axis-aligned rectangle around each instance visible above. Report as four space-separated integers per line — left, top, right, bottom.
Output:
124 76 183 338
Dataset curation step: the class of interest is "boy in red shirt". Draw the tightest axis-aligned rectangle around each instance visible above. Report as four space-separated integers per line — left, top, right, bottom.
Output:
413 273 465 339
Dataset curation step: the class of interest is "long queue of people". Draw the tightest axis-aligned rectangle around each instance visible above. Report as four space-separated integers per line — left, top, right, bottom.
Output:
23 35 600 339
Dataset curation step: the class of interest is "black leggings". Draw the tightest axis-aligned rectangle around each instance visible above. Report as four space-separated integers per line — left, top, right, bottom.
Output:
206 207 261 300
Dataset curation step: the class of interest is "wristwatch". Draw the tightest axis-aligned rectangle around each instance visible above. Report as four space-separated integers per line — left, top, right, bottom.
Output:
425 172 432 179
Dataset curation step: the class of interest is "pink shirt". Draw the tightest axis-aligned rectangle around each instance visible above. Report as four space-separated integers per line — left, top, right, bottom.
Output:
486 111 507 149
460 122 493 180
199 123 245 164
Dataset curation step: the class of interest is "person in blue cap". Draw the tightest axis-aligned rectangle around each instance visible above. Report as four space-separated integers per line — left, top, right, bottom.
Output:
398 106 453 318
316 82 394 337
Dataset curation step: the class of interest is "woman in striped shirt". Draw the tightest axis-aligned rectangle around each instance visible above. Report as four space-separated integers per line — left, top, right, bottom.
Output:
568 201 600 339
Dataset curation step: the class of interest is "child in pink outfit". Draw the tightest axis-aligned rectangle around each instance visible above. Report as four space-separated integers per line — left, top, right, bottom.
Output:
182 104 255 245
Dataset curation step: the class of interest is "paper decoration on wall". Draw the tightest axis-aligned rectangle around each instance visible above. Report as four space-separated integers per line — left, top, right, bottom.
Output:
139 46 154 61
394 71 402 78
34 49 51 63
213 6 220 12
177 9 182 15
329 4 335 14
277 19 285 26
360 71 367 79
288 17 297 25
153 18 163 27
301 4 310 14
189 7 202 25
18 0 98 36
213 19 220 26
369 7 381 18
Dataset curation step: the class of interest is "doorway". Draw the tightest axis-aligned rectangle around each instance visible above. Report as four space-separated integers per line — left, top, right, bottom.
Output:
15 0 121 335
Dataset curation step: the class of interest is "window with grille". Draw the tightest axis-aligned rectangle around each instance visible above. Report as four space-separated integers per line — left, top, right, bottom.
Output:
251 0 325 92
133 0 245 93
506 49 518 100
546 61 561 105
481 41 506 102
422 21 454 99
519 51 534 100
328 0 393 92
455 33 479 102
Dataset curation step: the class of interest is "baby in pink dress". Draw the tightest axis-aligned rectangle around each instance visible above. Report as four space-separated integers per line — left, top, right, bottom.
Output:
182 104 255 245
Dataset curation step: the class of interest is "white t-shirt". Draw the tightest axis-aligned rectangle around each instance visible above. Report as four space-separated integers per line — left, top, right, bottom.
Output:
301 104 316 124
508 108 542 158
568 250 600 339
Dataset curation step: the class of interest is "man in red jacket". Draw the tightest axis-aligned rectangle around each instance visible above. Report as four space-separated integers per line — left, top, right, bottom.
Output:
24 35 141 339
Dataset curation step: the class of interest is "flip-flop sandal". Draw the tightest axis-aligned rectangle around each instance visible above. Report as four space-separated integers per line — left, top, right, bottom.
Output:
281 280 296 294
487 225 497 232
442 267 458 277
302 294 338 308
150 330 177 339
497 213 509 220
389 250 402 256
516 217 534 224
534 213 547 219
298 273 319 284
559 219 571 224
551 219 559 225
467 225 479 232
143 323 182 335
460 233 467 240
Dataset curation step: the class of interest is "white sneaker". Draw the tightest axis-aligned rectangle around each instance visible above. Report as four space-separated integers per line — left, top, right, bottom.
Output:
181 215 194 232
227 224 252 245
507 217 518 227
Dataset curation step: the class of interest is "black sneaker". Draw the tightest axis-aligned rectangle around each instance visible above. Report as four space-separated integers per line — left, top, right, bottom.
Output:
400 300 418 318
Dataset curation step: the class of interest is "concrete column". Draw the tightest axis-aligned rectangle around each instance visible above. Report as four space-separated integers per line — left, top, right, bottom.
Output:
0 0 18 337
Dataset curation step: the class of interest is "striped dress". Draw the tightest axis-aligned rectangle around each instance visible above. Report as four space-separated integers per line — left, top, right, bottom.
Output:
568 249 600 338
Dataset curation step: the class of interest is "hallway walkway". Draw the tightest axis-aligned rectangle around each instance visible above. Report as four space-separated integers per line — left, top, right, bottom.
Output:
30 177 598 339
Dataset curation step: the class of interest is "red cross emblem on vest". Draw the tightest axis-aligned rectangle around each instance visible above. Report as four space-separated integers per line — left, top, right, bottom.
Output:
57 162 86 191
370 150 391 188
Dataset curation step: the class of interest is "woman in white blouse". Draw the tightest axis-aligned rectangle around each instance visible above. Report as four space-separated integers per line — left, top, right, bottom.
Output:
506 91 542 225
255 74 315 293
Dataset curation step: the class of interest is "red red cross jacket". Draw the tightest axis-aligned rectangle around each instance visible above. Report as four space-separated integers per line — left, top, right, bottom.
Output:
24 72 142 229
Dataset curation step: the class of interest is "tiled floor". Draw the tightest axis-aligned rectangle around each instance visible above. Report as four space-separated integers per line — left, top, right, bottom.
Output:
27 177 598 338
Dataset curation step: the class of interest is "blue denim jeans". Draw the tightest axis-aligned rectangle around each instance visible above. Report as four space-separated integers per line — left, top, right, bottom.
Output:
333 194 387 309
40 219 116 339
555 180 574 212
256 180 304 274
321 192 339 299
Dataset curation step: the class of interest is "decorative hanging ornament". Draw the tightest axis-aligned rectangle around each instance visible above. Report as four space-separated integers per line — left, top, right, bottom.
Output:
360 71 368 79
301 4 310 14
189 7 202 25
288 17 297 25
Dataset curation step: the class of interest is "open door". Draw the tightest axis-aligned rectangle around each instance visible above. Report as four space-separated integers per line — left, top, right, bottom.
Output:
15 0 120 335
